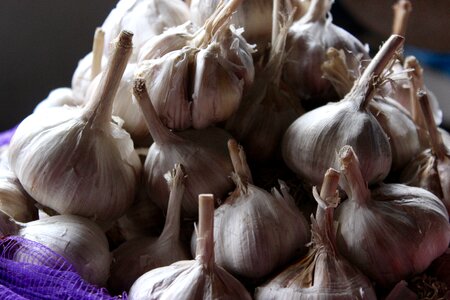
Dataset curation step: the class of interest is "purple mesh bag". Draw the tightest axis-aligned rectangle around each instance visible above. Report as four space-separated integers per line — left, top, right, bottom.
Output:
0 236 127 300
0 126 17 147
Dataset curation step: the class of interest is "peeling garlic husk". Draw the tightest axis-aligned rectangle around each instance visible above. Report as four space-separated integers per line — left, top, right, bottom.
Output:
192 140 310 279
336 145 450 287
101 0 190 62
136 0 255 130
108 164 191 293
282 35 403 187
8 31 141 222
17 214 112 286
283 0 370 110
133 78 234 218
33 87 83 112
128 194 252 300
322 47 421 172
256 168 377 300
400 91 450 215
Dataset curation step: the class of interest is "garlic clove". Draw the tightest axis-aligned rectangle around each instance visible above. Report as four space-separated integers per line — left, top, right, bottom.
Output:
17 214 112 286
33 87 83 113
9 31 141 222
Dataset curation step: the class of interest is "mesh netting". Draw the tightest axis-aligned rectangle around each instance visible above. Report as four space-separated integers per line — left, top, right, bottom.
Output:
0 236 127 300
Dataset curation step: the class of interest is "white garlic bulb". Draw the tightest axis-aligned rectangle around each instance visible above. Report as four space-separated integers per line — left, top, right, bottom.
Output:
108 164 191 293
101 0 190 62
282 35 404 187
33 87 83 112
136 0 255 130
128 194 252 300
283 0 369 110
71 28 107 102
400 91 450 215
192 139 310 279
17 214 112 286
336 145 450 287
255 168 377 300
133 78 233 218
9 31 141 222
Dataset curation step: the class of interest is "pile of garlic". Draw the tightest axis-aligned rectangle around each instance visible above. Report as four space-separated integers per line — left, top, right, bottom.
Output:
1 0 450 299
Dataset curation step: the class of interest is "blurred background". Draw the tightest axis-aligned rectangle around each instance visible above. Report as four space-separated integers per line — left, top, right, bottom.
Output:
0 0 449 130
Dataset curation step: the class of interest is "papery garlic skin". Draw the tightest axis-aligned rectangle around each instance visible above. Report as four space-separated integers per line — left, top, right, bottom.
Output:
17 215 112 286
8 107 141 222
72 52 108 103
101 0 190 62
34 88 83 112
284 0 369 109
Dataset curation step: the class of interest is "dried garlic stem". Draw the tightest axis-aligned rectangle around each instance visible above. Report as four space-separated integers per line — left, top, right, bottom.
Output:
271 0 281 47
300 0 330 24
83 30 132 127
133 78 181 144
198 0 243 47
316 168 340 226
196 194 215 269
159 164 186 242
91 28 105 80
392 0 412 37
352 34 404 110
227 139 253 184
418 91 447 160
339 146 370 205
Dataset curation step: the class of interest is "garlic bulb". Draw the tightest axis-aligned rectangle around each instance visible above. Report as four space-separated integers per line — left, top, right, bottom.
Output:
322 47 421 172
400 91 450 215
71 28 107 102
283 0 369 110
192 139 309 279
255 168 377 300
9 31 141 222
86 63 150 145
108 164 191 293
133 78 233 218
17 214 112 286
136 0 255 130
33 87 83 112
336 145 450 287
128 194 252 300
282 35 403 187
224 7 304 162
101 0 190 62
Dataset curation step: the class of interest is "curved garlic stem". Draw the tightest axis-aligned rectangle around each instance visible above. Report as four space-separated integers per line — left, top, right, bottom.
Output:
83 30 132 127
339 146 370 205
351 34 404 110
321 47 355 98
133 78 181 144
316 168 340 229
418 90 447 160
91 28 105 80
196 194 215 270
159 164 186 242
299 0 330 24
196 0 243 48
227 139 253 184
392 0 412 37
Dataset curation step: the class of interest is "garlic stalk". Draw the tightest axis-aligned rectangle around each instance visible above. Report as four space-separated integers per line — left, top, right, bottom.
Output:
321 47 421 172
224 4 304 162
101 0 190 62
128 194 252 300
283 0 369 110
71 28 107 102
392 0 412 38
136 0 255 130
282 35 403 187
336 145 450 287
400 91 450 215
9 31 141 222
108 164 191 293
192 139 310 279
17 214 112 286
255 168 377 300
133 78 233 218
